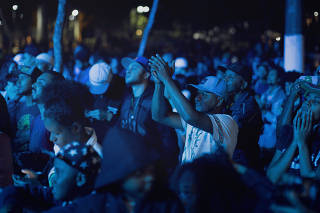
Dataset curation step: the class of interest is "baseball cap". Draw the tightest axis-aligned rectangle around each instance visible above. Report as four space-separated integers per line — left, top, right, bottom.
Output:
36 53 54 66
88 62 112 95
189 76 227 99
220 62 252 83
56 142 101 185
121 56 150 72
175 57 188 69
13 53 24 66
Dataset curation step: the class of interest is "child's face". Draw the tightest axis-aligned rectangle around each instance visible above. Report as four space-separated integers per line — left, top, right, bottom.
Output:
178 170 198 210
121 165 155 198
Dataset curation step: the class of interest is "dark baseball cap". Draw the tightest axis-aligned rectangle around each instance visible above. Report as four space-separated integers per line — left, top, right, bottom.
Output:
121 56 150 72
219 62 252 83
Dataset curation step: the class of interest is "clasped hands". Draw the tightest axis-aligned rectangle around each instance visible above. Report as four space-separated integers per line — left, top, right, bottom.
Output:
148 54 175 84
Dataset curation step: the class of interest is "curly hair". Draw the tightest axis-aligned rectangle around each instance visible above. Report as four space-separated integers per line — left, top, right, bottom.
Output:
38 80 94 127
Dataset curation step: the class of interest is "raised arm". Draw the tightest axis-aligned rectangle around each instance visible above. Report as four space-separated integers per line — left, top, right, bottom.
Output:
267 111 304 184
277 81 302 135
151 74 183 130
295 109 316 178
267 141 297 184
149 55 213 134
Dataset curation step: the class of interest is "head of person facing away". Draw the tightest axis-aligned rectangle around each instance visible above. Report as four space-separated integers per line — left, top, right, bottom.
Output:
37 80 94 149
171 147 257 213
52 142 101 201
95 128 171 203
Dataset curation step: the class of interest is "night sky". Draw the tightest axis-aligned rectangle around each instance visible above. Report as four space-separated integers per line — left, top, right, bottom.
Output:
0 0 318 33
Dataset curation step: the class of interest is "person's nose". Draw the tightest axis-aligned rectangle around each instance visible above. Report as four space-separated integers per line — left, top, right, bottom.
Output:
50 133 57 143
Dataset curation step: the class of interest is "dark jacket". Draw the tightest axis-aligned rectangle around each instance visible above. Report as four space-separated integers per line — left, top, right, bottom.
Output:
0 94 10 137
228 90 263 170
0 133 13 187
118 84 179 169
43 189 184 213
0 184 56 212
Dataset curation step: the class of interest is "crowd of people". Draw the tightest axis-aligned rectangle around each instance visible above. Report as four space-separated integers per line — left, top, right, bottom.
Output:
0 40 319 212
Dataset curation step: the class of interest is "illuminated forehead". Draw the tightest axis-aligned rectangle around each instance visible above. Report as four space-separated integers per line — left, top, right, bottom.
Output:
128 62 145 71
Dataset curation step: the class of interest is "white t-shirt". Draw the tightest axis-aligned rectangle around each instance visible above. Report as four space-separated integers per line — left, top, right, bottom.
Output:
181 114 238 164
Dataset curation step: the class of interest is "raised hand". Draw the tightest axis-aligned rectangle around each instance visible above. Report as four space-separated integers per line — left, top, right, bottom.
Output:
149 54 173 83
289 80 304 100
85 109 108 121
293 109 312 144
150 65 161 84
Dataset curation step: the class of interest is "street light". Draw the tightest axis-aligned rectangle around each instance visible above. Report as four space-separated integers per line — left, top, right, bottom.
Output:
72 9 79 17
143 6 150 13
137 6 144 13
137 6 149 13
12 5 18 11
314 11 319 17
276 36 281 41
136 29 143 36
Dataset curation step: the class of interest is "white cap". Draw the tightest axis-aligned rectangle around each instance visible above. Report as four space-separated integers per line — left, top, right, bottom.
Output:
13 53 24 66
36 53 54 66
88 62 112 95
175 57 188 69
189 76 227 99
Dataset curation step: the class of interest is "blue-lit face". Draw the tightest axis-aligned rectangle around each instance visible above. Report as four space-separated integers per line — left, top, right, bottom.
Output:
17 73 32 95
121 165 155 198
178 170 198 210
267 69 278 85
224 70 243 93
195 90 219 113
43 117 78 148
257 65 267 79
125 62 146 85
32 73 54 102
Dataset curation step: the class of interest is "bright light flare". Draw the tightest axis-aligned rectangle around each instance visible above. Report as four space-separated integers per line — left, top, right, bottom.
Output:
72 9 79 17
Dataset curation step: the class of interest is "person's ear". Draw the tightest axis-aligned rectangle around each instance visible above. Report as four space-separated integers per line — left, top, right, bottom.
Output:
71 122 81 134
241 80 248 90
144 71 150 80
107 71 113 83
216 96 224 107
76 172 86 187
